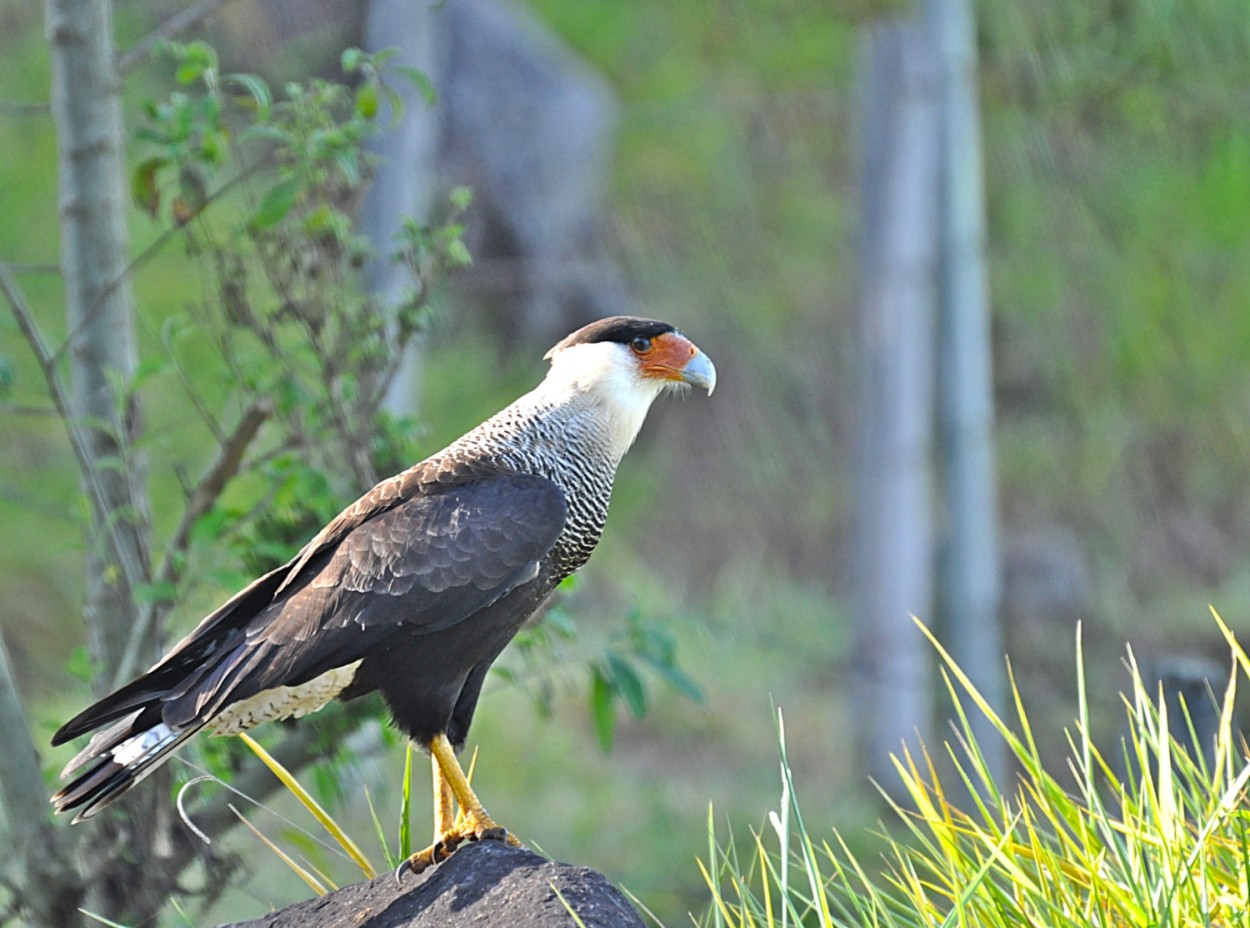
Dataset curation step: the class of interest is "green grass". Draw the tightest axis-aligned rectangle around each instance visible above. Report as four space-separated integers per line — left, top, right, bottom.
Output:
703 613 1250 927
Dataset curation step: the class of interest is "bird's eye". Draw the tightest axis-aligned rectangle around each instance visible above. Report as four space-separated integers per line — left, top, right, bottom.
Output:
630 337 652 353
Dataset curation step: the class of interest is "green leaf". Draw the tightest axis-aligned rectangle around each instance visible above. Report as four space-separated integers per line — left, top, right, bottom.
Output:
249 178 301 231
545 609 577 639
392 65 438 106
334 149 361 188
135 581 178 604
225 72 272 112
448 185 473 212
189 507 232 546
175 61 202 85
132 157 167 218
445 239 472 268
240 124 296 146
355 82 379 120
607 653 647 719
654 662 706 705
341 47 363 74
198 128 227 166
134 127 170 146
65 646 94 684
171 40 218 86
131 354 168 389
591 666 616 752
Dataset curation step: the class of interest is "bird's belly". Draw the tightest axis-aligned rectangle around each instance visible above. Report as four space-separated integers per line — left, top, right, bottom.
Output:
371 584 553 743
207 660 363 735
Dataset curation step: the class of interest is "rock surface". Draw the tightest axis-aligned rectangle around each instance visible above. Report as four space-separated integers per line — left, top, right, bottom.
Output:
221 841 645 928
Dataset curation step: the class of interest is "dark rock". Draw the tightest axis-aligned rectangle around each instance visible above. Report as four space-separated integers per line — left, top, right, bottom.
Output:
220 841 645 928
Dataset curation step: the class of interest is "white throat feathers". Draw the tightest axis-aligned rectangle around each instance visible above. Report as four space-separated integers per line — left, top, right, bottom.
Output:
537 340 675 462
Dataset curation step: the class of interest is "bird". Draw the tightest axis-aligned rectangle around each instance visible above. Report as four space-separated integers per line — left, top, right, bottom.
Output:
51 316 715 872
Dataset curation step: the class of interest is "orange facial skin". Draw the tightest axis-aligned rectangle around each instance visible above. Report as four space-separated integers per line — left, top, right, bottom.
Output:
634 331 699 382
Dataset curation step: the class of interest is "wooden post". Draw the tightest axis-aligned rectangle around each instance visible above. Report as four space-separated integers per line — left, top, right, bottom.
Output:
852 16 941 786
359 0 446 417
928 0 1006 784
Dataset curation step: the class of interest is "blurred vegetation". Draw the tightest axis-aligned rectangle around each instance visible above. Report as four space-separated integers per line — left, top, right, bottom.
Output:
4 0 1250 924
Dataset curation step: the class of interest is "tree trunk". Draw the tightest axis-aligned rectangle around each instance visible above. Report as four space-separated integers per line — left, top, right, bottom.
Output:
0 628 83 927
46 0 164 922
852 16 941 788
47 0 151 688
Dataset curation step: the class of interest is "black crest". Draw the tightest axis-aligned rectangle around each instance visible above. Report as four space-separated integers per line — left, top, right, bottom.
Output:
547 317 678 356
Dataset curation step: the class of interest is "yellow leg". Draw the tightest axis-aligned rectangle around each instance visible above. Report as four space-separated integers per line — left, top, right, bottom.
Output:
401 734 520 876
432 756 455 841
428 733 505 839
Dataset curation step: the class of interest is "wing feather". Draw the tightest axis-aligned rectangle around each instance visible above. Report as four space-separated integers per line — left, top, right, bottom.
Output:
54 472 567 746
159 474 567 728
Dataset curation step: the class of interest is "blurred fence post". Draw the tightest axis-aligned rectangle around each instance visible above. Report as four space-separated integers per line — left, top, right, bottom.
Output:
852 16 941 787
359 0 447 418
929 0 1006 785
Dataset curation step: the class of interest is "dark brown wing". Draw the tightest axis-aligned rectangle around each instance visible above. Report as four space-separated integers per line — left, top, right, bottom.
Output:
53 473 567 743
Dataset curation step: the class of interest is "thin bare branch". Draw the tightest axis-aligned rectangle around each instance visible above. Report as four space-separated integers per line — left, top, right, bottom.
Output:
0 402 61 417
117 0 240 75
0 265 149 601
0 263 60 275
114 398 273 689
0 102 51 117
51 168 261 369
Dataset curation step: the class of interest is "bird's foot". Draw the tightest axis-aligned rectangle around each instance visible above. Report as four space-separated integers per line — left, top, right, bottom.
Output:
397 815 520 879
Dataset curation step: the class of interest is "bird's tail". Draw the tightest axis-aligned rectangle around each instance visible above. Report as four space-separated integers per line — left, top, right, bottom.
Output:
51 713 199 823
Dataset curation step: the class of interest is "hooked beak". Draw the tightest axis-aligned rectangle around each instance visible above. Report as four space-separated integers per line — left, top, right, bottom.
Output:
680 348 717 395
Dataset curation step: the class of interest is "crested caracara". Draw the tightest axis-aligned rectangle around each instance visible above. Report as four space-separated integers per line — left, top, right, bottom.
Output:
51 316 715 872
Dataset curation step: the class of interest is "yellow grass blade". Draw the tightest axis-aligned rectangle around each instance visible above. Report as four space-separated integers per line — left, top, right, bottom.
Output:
232 806 331 896
238 732 377 878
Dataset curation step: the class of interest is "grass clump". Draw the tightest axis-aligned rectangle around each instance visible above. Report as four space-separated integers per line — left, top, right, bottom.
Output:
703 612 1250 927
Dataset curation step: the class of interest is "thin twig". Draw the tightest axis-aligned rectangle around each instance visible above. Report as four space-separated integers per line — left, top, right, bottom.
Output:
51 167 261 369
113 398 272 689
0 264 149 600
117 0 241 75
1 263 60 274
0 402 60 417
0 102 51 117
162 307 225 443
0 485 78 523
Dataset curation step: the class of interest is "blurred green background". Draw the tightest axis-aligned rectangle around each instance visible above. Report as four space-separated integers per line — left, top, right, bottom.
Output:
4 0 1250 923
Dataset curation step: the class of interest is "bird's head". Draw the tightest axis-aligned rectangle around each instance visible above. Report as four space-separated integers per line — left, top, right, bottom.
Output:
541 316 716 457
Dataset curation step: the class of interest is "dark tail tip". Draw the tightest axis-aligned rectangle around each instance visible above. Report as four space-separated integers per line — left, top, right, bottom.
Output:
52 758 133 822
52 722 194 823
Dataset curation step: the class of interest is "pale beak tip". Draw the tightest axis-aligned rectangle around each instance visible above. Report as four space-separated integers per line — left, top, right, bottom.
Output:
682 350 717 395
